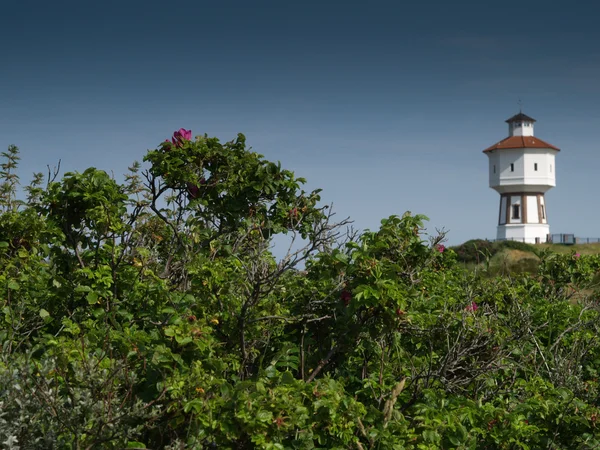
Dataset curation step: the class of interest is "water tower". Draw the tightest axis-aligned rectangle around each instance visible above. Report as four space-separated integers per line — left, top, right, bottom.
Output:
483 112 560 243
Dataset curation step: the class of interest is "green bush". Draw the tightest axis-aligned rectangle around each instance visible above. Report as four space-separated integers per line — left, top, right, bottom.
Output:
452 239 537 266
2 136 600 449
452 238 495 264
498 239 536 253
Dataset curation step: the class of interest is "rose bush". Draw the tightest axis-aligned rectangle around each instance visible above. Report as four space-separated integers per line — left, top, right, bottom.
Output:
1 134 600 448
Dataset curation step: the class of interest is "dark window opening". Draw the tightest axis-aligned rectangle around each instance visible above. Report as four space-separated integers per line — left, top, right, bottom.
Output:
493 165 496 174
512 205 520 219
541 205 545 220
510 163 514 172
534 163 538 171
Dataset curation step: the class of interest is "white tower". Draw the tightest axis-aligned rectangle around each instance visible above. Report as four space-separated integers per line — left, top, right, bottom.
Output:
483 112 560 243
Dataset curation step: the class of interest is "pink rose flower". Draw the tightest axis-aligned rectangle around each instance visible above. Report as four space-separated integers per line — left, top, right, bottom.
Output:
181 128 192 140
574 253 581 259
465 302 478 312
437 244 445 253
171 128 192 147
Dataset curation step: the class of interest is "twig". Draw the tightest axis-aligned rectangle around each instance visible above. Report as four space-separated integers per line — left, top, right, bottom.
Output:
306 345 337 383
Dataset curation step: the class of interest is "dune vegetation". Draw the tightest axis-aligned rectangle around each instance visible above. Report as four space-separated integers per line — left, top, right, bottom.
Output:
2 132 600 449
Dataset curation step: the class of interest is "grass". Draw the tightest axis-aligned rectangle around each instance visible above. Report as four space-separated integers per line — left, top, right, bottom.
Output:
486 248 540 276
452 240 600 276
537 242 600 256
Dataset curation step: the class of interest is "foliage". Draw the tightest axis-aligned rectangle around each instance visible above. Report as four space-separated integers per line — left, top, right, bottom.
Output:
2 132 600 449
452 240 542 277
499 240 536 253
452 239 538 266
452 239 496 264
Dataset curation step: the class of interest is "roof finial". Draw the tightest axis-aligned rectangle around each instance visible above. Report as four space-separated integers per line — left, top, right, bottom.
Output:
518 98 523 113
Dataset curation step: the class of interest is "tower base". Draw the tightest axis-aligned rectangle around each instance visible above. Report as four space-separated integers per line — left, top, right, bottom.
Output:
497 224 549 244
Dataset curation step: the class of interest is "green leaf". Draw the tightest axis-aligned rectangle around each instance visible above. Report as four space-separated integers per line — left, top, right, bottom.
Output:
256 410 273 422
86 291 99 304
423 430 440 443
164 327 176 337
175 336 192 346
0 241 8 248
39 309 50 319
75 285 92 293
334 252 348 263
281 371 295 385
183 399 204 414
126 442 146 449
448 435 461 446
7 280 19 290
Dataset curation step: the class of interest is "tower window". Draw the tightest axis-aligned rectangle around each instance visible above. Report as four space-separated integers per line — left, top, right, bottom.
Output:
534 163 538 171
550 164 553 173
493 165 496 174
541 205 545 220
512 205 520 219
510 163 514 172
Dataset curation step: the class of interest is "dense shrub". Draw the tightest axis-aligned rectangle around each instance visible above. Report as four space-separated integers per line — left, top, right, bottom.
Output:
452 239 537 266
500 239 536 253
452 238 495 264
3 135 600 449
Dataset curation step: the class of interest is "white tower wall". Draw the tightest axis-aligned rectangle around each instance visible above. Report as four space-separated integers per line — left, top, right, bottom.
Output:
526 195 539 223
488 149 557 193
497 224 550 242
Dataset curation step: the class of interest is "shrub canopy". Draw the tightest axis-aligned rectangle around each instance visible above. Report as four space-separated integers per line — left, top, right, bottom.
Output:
2 132 600 449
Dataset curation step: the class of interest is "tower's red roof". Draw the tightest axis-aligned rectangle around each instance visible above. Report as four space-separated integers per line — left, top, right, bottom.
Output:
483 136 560 153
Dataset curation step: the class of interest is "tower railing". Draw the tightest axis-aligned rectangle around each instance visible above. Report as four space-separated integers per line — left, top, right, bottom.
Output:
484 235 600 245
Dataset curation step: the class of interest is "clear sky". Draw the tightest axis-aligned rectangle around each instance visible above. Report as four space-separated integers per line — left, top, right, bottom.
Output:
2 0 600 245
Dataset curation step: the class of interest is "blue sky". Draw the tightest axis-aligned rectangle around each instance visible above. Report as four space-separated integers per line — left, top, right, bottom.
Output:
2 0 600 245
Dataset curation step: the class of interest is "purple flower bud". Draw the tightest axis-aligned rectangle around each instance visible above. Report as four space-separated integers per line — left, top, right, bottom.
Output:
340 290 352 306
187 182 200 199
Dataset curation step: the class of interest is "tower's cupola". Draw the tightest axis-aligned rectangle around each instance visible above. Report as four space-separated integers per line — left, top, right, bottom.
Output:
506 112 536 137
